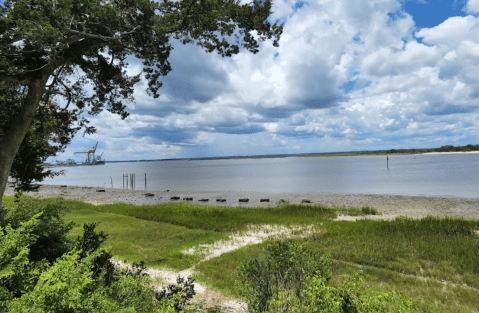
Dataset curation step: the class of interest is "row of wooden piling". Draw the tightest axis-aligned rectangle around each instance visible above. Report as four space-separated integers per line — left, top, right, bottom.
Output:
123 173 147 190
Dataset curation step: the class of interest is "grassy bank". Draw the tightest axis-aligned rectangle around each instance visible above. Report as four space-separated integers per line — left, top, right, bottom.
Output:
194 217 479 312
2 195 478 312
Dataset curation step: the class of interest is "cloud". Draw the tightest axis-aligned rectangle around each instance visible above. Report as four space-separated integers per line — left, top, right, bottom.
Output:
466 0 479 13
58 0 479 161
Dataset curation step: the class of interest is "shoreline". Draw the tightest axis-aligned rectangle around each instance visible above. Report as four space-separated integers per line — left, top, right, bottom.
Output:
421 151 479 155
4 184 479 220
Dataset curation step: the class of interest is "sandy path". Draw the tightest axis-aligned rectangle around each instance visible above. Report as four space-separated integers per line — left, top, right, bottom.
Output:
5 184 479 220
112 224 316 312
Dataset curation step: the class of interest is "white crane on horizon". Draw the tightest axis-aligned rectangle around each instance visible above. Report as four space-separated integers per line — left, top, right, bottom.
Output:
74 142 99 165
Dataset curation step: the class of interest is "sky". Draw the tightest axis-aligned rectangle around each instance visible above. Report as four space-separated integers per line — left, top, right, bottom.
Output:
49 0 479 162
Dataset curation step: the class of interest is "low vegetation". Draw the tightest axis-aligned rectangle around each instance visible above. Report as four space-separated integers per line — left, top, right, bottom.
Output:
0 195 200 312
2 194 479 312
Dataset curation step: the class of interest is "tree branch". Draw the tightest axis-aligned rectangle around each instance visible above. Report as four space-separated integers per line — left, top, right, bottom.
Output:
64 26 141 42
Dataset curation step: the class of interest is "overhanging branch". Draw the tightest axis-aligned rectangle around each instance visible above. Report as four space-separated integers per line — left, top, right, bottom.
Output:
64 26 141 42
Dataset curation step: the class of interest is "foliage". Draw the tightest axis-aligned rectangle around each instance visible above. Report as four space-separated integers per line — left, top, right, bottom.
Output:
156 275 197 312
2 194 75 263
0 82 80 192
236 240 332 313
265 271 414 313
236 240 414 313
0 213 47 309
0 195 200 312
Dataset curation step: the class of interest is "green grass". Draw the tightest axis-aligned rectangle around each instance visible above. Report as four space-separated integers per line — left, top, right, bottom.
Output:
326 261 479 313
3 195 479 312
89 202 338 232
194 242 271 297
304 217 479 288
61 200 229 270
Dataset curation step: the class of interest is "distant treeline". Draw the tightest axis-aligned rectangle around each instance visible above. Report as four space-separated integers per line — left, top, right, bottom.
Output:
386 144 479 154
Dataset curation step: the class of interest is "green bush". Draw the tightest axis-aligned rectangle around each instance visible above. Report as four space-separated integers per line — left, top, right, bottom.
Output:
236 240 415 313
0 195 199 312
236 240 332 313
266 271 414 313
1 194 75 263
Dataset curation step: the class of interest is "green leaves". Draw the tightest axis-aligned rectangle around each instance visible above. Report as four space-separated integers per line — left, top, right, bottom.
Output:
236 240 332 313
236 240 415 313
0 196 200 312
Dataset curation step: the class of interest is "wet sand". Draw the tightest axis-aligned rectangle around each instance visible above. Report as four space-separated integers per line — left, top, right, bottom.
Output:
4 184 479 220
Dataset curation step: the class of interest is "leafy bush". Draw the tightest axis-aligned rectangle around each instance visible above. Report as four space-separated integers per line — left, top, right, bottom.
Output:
236 240 332 313
0 213 46 308
265 271 414 313
1 194 74 263
0 195 199 312
236 240 414 313
156 275 196 312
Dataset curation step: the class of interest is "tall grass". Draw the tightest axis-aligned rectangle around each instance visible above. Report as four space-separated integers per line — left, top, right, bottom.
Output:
89 202 338 232
305 217 479 288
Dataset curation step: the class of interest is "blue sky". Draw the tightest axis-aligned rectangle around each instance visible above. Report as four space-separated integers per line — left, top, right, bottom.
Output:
47 0 479 161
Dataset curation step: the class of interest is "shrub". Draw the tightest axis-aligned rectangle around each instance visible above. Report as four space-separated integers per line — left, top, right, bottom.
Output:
2 195 74 263
236 240 415 313
156 275 196 312
236 240 332 313
270 271 415 313
0 195 199 312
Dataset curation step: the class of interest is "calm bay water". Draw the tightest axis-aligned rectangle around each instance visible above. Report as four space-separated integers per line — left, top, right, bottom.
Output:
43 154 479 199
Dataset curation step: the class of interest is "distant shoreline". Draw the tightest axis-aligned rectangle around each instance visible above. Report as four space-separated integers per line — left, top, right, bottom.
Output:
421 151 479 155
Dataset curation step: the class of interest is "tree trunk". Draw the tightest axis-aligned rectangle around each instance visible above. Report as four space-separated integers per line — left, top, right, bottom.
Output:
0 78 47 219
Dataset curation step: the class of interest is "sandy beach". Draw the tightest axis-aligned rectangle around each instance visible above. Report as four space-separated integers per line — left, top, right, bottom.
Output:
421 151 479 155
4 184 479 220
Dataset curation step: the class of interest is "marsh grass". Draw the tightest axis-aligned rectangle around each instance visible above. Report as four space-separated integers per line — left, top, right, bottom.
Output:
304 217 479 288
329 262 479 313
89 202 338 232
335 206 380 216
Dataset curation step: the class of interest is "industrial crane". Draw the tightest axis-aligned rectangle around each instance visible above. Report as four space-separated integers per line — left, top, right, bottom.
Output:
74 142 100 165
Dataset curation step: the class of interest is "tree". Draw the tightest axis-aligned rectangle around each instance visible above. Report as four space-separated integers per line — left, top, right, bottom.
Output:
0 0 283 216
1 82 81 193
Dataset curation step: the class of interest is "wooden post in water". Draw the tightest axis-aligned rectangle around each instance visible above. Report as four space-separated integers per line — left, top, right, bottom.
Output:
387 155 389 169
123 174 128 189
145 173 147 191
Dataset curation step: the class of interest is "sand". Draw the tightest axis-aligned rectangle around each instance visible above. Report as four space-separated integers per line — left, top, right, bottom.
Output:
422 151 479 155
4 184 479 220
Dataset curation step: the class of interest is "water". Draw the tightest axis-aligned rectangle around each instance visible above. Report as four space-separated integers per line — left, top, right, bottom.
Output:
43 154 479 199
